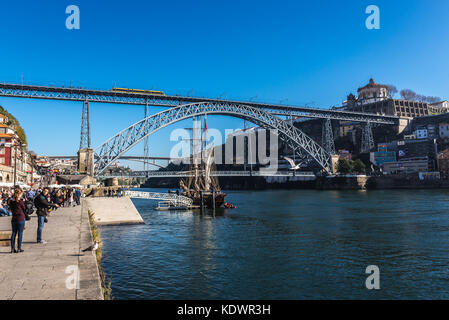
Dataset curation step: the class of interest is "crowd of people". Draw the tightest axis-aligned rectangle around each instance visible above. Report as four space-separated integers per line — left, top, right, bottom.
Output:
0 186 83 254
88 187 123 198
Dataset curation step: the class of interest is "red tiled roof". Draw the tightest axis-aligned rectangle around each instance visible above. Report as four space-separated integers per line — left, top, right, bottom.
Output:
357 78 388 92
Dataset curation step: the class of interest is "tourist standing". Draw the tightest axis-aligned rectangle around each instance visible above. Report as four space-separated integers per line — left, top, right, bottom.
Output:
10 188 26 253
26 188 36 201
1 189 8 202
34 188 59 244
64 188 70 207
69 189 74 206
54 189 63 208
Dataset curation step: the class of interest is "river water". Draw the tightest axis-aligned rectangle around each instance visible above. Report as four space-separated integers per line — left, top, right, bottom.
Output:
99 188 449 299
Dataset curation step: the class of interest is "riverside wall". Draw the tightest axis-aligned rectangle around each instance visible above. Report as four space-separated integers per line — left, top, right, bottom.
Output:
142 175 449 190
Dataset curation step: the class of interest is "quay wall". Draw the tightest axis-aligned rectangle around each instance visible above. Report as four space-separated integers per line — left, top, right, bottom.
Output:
84 197 145 226
316 176 369 190
366 176 449 189
142 175 449 190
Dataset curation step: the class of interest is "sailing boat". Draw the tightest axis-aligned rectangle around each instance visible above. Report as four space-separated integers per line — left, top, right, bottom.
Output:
178 116 226 209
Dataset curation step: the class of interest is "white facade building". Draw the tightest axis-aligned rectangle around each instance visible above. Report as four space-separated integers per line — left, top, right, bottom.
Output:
439 123 449 139
414 128 428 139
429 101 449 114
356 78 389 105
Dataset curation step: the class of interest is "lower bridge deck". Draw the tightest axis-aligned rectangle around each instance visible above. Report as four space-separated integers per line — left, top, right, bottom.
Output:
101 171 316 179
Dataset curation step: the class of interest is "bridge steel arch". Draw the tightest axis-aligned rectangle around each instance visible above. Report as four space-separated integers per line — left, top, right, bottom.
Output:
94 102 332 175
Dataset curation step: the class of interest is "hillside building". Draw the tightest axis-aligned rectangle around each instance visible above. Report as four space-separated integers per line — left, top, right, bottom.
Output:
343 79 430 118
0 114 34 184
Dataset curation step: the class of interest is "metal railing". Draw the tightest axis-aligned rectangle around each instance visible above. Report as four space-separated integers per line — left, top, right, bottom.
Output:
123 190 193 206
100 170 316 178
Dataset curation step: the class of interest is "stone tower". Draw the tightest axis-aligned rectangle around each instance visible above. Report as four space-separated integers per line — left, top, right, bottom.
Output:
78 148 94 176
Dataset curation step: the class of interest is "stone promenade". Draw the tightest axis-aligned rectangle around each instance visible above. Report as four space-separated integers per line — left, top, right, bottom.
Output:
0 200 103 300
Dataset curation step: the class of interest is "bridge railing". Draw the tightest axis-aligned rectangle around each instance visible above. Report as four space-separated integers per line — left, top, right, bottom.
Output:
99 170 317 178
0 82 398 124
123 190 193 206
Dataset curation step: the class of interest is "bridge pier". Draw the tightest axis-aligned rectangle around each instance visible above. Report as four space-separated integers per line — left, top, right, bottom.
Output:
361 122 375 153
143 101 150 171
330 154 340 173
322 118 336 155
80 100 91 149
78 148 95 177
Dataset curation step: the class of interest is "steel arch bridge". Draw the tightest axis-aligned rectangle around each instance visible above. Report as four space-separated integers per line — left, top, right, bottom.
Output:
94 102 332 175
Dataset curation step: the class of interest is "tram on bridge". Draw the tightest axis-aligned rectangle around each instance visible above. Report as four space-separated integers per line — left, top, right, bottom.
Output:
111 87 165 96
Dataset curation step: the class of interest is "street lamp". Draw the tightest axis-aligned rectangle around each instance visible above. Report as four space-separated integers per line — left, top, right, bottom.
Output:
12 142 26 187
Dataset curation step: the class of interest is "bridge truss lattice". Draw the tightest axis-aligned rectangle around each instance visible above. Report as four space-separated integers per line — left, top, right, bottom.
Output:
94 102 333 175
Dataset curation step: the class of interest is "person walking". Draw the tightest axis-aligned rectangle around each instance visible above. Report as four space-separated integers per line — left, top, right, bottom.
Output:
74 188 81 205
34 188 59 244
10 188 26 253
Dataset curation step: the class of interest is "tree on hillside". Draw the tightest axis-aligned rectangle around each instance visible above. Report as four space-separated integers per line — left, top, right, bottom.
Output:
0 105 27 146
425 96 441 104
386 85 398 98
398 90 440 104
353 159 366 174
400 89 417 101
415 94 426 102
337 159 353 174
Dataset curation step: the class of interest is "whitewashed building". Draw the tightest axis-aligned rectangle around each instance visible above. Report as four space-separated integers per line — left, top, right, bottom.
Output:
439 123 449 139
415 128 429 139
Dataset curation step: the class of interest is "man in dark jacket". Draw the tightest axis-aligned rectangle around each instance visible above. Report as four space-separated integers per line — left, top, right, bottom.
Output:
74 188 81 205
34 188 59 244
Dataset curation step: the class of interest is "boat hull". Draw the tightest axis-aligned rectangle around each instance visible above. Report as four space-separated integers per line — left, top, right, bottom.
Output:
184 192 226 209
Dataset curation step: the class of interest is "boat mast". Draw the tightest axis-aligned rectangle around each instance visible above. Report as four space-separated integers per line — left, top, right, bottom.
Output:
182 117 202 192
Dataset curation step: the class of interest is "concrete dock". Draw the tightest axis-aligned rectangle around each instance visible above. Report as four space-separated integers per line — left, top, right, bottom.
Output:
84 197 144 226
0 201 103 300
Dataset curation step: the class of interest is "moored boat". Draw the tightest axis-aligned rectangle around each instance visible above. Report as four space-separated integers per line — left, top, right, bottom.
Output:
178 119 227 209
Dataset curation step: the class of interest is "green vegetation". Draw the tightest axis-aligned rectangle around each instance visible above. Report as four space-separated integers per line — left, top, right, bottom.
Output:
337 159 352 174
353 159 366 173
87 209 113 300
337 159 366 174
0 105 27 146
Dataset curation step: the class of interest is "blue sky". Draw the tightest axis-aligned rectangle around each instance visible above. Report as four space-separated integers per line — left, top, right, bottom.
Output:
0 0 448 168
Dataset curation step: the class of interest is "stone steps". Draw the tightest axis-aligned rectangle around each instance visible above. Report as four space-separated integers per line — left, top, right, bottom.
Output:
0 230 11 247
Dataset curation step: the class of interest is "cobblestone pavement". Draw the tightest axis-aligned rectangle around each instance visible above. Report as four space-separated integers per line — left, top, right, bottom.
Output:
0 201 103 300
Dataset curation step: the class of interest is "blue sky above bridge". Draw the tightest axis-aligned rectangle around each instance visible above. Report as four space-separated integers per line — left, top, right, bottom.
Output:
0 0 448 169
